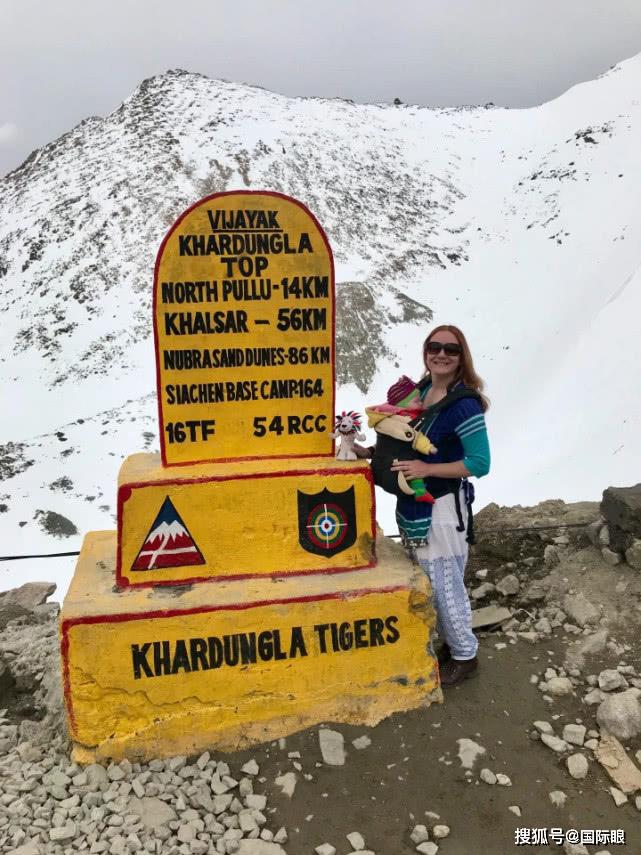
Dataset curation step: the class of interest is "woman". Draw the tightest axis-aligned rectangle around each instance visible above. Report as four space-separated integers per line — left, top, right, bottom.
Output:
390 325 490 687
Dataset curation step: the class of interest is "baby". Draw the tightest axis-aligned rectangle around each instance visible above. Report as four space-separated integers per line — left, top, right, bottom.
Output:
366 375 435 503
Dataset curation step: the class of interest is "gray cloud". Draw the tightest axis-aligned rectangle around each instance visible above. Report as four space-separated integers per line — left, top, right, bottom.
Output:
3 0 641 175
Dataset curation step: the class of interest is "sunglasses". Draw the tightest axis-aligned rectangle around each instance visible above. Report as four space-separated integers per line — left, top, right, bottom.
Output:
426 341 462 356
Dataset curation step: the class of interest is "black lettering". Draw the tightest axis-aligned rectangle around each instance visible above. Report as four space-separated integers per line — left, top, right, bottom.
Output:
190 638 209 672
179 235 193 255
239 633 257 665
165 313 179 335
153 640 172 675
313 624 330 654
131 643 153 680
273 629 287 660
258 631 274 661
223 634 240 667
171 639 192 674
338 622 353 651
330 622 340 652
385 615 400 644
369 618 385 647
289 626 308 658
208 636 223 669
298 232 313 253
353 619 368 649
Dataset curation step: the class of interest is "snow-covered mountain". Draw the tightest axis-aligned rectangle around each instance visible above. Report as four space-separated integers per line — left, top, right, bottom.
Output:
2 57 640 596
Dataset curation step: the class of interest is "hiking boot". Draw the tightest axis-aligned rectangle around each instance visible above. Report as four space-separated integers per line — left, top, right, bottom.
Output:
439 656 478 687
436 643 451 666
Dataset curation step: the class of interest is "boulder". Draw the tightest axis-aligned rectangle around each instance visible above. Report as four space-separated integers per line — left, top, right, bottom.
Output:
601 484 641 553
0 582 56 611
562 593 599 627
596 690 641 740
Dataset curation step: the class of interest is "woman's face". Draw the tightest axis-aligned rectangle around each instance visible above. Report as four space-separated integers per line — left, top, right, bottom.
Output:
425 330 462 383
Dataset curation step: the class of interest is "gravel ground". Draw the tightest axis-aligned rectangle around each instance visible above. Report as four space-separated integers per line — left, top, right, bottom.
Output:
1 500 641 854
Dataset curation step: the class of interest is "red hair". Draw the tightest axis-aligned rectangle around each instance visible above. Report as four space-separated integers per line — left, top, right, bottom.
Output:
422 325 489 411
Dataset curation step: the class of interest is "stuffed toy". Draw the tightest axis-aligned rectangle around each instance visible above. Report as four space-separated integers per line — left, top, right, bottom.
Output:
329 411 366 460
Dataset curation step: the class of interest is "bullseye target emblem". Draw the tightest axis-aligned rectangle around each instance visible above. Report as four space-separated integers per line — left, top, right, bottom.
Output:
297 487 357 557
305 503 349 551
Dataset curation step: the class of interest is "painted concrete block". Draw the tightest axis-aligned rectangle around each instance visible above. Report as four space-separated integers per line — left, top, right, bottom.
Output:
61 531 440 763
117 453 376 587
154 191 334 465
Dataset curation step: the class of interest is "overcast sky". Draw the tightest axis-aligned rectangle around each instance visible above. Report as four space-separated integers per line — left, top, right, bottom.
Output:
3 0 641 176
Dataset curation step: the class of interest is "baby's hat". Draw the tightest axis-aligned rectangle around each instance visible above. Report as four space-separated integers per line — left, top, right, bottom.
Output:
387 375 419 406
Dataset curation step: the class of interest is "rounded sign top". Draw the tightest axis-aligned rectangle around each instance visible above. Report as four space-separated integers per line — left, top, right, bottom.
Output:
154 191 335 465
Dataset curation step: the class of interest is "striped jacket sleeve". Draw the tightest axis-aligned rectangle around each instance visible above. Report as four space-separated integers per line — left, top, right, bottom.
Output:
453 399 490 477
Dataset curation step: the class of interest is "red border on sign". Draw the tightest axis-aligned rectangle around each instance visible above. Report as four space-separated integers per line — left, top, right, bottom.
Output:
153 190 337 467
61 583 407 736
115 465 377 588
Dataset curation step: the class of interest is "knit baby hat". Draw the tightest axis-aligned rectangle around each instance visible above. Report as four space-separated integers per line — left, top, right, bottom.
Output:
386 375 420 407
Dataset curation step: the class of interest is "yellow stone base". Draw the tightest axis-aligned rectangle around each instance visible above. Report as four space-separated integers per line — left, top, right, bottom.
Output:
117 453 376 587
62 531 441 763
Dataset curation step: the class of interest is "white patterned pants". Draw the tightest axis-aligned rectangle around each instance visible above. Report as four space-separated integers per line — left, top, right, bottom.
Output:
416 488 478 661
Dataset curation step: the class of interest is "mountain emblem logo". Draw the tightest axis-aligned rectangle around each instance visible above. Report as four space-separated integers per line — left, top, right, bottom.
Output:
297 487 357 557
131 496 206 571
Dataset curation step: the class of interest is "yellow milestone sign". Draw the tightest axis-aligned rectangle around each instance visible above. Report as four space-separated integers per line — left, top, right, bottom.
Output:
154 191 335 465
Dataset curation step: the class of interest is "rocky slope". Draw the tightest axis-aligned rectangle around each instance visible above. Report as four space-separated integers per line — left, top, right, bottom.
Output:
2 498 641 853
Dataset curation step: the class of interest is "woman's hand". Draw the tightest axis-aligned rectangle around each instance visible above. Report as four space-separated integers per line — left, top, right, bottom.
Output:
390 459 432 480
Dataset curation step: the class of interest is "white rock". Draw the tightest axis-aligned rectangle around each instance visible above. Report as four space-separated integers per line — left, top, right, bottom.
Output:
241 760 259 776
346 831 365 850
410 824 430 844
545 677 574 696
534 617 552 634
480 768 497 785
562 724 586 746
274 773 297 798
496 773 512 786
533 720 553 734
549 790 567 808
318 729 346 766
584 688 606 705
625 539 641 570
237 842 287 855
564 844 589 855
49 824 77 841
432 825 450 839
471 582 496 600
602 547 621 566
496 574 520 596
598 669 628 692
351 735 371 750
456 738 486 768
635 795 641 811
416 844 439 855
609 787 628 807
596 690 641 740
567 754 588 780
314 845 336 855
273 828 288 844
540 733 569 753
508 805 521 817
563 593 599 627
